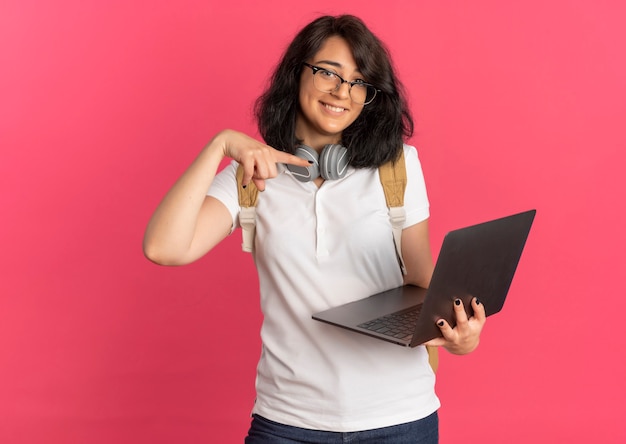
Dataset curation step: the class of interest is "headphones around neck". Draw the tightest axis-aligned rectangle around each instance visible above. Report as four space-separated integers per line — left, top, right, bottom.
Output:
286 144 349 182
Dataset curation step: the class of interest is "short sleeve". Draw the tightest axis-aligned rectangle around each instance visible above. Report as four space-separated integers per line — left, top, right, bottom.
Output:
403 144 430 228
206 160 241 230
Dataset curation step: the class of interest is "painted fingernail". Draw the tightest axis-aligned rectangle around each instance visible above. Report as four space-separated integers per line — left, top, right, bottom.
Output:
455 299 461 306
475 298 481 305
308 160 314 164
437 320 445 327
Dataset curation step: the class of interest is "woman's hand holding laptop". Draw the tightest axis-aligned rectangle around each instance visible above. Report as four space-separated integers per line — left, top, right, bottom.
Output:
424 297 486 355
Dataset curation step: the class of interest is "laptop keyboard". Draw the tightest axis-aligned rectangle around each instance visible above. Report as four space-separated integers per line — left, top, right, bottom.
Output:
357 304 422 341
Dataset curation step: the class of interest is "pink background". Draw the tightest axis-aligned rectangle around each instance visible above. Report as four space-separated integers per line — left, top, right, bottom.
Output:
2 1 625 442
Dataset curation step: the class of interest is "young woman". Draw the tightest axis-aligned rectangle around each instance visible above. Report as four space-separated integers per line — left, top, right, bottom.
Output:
144 14 485 443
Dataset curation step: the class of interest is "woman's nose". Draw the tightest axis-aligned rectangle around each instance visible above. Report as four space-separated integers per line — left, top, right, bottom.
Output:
332 81 351 99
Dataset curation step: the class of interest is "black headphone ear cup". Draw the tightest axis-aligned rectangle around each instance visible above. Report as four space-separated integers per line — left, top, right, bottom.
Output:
286 145 320 182
319 144 349 180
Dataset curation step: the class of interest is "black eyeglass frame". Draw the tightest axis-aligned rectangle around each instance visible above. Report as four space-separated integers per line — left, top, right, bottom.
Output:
302 62 380 105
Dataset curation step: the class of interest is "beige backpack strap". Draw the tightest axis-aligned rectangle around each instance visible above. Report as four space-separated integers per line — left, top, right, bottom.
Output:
379 149 439 373
427 346 439 373
236 164 259 253
378 150 408 275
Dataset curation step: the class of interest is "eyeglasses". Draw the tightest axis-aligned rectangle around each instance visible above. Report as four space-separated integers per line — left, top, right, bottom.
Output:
302 63 379 105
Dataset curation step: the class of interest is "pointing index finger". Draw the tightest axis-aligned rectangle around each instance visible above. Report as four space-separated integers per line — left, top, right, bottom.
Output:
275 151 311 167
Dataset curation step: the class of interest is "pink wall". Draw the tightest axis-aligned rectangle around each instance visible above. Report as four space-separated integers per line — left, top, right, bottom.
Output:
2 1 625 442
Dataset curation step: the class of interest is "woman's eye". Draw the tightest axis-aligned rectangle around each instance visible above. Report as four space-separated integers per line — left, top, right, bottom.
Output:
321 70 337 79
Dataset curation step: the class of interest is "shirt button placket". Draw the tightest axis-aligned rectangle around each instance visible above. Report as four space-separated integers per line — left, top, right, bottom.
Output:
315 188 329 258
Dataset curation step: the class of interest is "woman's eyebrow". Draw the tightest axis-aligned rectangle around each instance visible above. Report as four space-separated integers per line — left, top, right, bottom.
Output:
315 59 342 68
314 60 363 75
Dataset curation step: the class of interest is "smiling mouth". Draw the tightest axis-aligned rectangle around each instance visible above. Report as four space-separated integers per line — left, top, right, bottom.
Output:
322 102 347 113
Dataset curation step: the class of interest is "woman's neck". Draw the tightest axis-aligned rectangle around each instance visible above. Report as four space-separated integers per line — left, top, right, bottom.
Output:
295 116 342 152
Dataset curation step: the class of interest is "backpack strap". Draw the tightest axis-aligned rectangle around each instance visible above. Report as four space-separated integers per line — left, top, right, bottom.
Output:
378 150 408 276
379 150 439 372
236 165 259 253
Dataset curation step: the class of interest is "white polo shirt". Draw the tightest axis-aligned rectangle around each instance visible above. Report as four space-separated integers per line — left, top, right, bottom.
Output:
208 144 440 432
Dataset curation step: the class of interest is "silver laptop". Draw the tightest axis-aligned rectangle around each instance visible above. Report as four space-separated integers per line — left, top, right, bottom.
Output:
312 210 536 347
